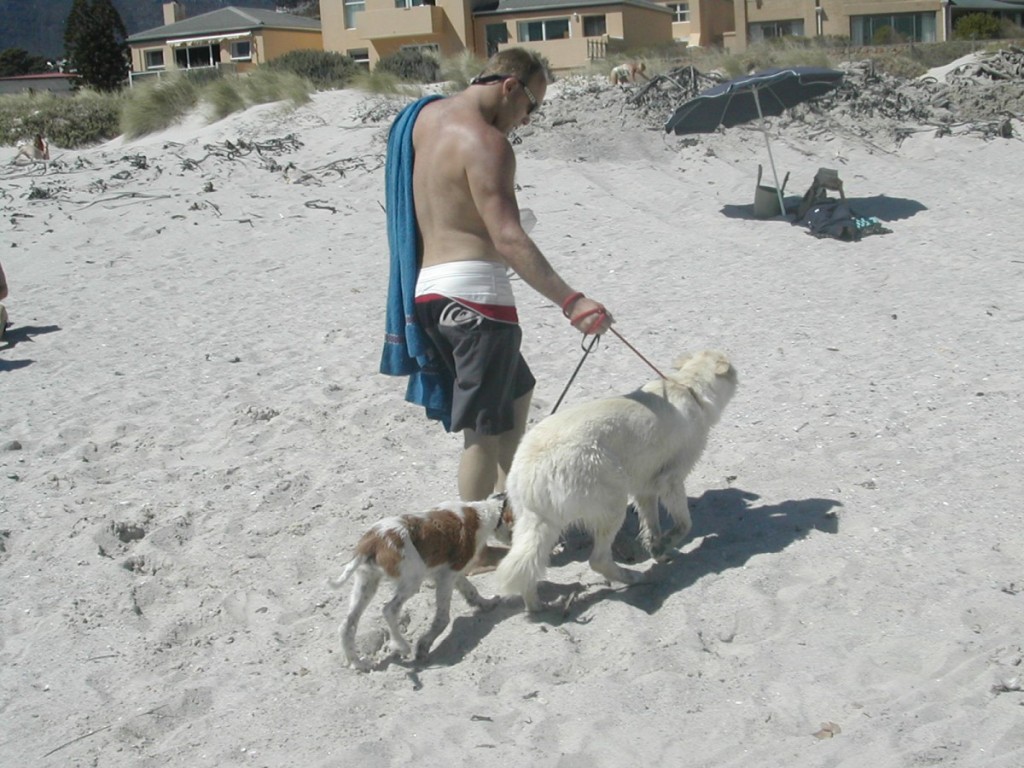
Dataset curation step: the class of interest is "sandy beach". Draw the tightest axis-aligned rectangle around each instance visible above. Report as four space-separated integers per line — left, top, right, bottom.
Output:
2 65 1023 767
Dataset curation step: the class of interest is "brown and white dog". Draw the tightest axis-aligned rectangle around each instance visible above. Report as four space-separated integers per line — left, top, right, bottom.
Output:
496 350 738 611
11 134 50 166
329 493 514 670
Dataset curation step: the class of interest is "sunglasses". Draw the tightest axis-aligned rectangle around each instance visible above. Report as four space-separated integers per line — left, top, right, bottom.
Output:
470 73 539 115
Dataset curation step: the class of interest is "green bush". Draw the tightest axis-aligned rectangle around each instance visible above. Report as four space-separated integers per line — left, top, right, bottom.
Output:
376 48 441 83
203 78 247 121
0 89 122 148
440 49 486 92
954 13 1003 41
871 26 905 45
235 68 311 108
120 67 313 137
120 74 203 138
205 70 312 121
265 49 360 89
350 68 423 97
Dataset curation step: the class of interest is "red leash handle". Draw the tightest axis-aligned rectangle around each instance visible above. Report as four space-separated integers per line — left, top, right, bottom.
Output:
570 306 609 335
561 291 585 318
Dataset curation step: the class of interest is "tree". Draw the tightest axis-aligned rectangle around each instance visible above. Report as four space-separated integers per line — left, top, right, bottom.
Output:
275 1 322 19
0 48 50 77
63 0 129 90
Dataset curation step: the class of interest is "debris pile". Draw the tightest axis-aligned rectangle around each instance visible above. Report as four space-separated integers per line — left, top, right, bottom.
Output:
590 47 1024 145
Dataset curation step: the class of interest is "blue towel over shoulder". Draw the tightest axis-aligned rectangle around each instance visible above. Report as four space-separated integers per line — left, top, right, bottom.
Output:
379 94 453 430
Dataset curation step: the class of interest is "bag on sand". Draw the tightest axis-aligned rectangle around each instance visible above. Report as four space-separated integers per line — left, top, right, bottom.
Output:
801 200 891 242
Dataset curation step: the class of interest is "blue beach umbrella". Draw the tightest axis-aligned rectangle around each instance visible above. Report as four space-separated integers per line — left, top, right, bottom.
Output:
665 66 845 215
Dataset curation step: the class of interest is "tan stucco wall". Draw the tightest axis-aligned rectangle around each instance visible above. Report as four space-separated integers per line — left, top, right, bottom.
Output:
260 29 324 58
620 6 675 46
731 0 947 50
323 0 475 66
698 0 735 44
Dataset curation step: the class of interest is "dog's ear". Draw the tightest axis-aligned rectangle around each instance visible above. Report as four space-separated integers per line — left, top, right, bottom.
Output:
714 357 732 376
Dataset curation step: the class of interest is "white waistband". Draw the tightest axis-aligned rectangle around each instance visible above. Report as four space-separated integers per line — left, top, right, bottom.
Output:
415 260 516 306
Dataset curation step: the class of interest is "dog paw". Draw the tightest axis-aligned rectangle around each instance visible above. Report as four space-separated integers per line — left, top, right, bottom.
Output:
475 596 501 612
653 551 676 564
347 656 373 673
387 640 413 659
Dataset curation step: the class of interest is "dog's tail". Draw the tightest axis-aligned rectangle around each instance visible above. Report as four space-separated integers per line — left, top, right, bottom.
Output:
327 556 362 589
495 510 559 597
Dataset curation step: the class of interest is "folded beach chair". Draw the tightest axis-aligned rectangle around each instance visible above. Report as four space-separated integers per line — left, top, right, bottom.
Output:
753 164 790 218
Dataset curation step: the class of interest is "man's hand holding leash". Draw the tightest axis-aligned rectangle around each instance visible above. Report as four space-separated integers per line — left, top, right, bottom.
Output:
561 291 612 336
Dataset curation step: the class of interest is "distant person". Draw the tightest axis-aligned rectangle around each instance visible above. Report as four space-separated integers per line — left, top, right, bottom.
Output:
11 133 49 165
609 60 648 85
0 260 8 342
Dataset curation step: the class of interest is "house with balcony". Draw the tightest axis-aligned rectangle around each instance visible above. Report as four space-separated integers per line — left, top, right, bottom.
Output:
724 0 1024 51
126 3 323 85
319 0 677 71
725 0 955 50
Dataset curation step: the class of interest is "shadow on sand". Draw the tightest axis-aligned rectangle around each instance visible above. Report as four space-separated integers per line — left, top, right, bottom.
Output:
1 324 61 369
412 487 841 669
721 194 927 223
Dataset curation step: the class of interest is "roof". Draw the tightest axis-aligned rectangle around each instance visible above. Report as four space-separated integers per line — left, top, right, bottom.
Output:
474 0 671 16
0 73 78 81
950 0 1024 7
126 6 321 44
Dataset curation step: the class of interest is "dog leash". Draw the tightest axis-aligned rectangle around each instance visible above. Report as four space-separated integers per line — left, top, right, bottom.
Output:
550 326 667 415
551 335 599 414
608 326 667 381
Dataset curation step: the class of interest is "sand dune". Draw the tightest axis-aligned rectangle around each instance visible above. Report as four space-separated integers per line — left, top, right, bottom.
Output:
2 75 1023 767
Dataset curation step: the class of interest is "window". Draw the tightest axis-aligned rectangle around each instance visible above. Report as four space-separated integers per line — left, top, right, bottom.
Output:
518 18 571 42
348 48 370 69
583 15 606 37
394 0 425 6
668 3 689 23
850 12 937 45
144 49 165 70
229 40 251 61
748 19 805 42
401 43 440 56
485 23 509 57
344 0 365 29
175 44 217 69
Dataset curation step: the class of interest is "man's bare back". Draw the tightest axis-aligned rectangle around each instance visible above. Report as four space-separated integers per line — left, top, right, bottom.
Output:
412 98 503 269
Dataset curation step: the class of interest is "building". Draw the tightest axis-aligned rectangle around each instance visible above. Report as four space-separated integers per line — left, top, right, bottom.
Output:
726 0 1024 51
0 73 79 96
667 0 735 48
126 3 323 85
318 0 1023 67
319 0 677 71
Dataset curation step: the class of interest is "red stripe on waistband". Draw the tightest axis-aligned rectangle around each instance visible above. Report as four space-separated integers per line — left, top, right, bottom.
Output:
416 294 519 323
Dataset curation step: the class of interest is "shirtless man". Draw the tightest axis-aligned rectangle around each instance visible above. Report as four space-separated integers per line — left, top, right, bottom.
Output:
408 48 612 501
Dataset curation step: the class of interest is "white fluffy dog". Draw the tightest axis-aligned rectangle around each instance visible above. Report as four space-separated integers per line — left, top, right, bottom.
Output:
330 493 513 670
496 350 737 611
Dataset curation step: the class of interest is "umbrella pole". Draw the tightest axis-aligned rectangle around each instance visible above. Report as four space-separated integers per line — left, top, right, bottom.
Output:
754 90 787 218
